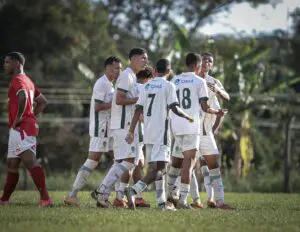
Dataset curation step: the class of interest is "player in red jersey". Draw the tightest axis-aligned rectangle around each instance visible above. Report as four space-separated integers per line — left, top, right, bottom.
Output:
0 52 52 207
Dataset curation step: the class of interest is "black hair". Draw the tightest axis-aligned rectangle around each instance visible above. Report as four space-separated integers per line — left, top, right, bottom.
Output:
6 52 25 65
136 66 153 79
156 59 170 73
129 48 147 60
185 52 201 67
104 56 121 68
201 52 214 58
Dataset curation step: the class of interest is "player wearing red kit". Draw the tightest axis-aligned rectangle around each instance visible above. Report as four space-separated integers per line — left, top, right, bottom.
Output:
0 52 52 207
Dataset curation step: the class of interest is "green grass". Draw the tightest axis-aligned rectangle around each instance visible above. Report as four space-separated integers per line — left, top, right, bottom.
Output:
0 191 299 232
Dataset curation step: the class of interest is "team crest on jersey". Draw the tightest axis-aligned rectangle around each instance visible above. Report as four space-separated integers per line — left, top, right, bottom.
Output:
103 141 107 147
145 83 150 90
175 79 180 85
15 144 21 153
175 146 179 151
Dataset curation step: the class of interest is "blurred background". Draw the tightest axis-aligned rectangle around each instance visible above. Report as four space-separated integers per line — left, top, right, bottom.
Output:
0 0 299 193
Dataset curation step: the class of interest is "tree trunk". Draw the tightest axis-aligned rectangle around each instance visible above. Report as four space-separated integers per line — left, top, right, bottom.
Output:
283 116 295 193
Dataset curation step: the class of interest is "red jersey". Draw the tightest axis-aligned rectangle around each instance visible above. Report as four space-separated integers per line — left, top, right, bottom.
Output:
8 74 40 136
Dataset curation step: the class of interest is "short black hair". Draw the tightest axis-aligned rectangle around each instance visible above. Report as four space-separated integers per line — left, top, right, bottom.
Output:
129 48 147 60
201 52 214 58
104 56 121 68
185 52 201 67
156 59 170 73
136 66 153 79
6 52 25 65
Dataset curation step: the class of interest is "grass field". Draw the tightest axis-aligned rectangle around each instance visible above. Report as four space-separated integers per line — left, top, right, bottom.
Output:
0 191 299 232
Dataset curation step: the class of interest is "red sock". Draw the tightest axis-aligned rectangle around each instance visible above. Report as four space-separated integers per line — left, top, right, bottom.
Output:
1 171 19 201
29 166 50 200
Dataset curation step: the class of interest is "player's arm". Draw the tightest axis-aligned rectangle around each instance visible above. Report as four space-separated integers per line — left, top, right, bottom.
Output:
12 90 27 128
169 103 194 122
199 99 225 117
94 100 111 111
34 92 47 115
125 105 143 144
207 80 230 101
115 89 138 105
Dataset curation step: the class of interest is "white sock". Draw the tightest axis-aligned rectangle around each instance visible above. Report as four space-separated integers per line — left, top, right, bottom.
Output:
190 170 201 203
174 176 181 196
96 161 134 200
202 165 214 201
155 176 166 204
114 179 120 199
132 180 147 195
209 168 224 205
116 182 129 200
179 183 190 205
167 167 181 194
69 159 98 197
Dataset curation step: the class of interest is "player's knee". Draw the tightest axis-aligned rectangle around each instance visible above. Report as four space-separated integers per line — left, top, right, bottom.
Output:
7 159 19 172
171 157 182 168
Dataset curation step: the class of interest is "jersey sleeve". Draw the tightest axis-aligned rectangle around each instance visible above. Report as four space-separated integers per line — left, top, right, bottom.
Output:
93 79 106 102
215 79 225 90
199 80 209 101
117 72 130 93
167 83 179 107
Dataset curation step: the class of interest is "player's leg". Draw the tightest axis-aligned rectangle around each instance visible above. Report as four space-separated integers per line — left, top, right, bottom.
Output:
0 158 20 204
94 129 136 207
199 155 214 205
114 169 130 207
21 149 52 207
167 136 183 202
65 151 100 206
204 153 233 210
190 169 204 208
178 147 197 208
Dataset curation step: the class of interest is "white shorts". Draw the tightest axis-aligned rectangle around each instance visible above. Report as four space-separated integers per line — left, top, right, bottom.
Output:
111 129 138 161
89 136 113 152
172 134 200 159
145 144 170 163
7 129 37 159
199 134 219 156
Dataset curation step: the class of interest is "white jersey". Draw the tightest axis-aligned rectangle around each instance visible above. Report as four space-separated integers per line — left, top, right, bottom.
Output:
201 74 224 133
170 72 208 135
136 77 178 145
110 67 137 130
89 75 114 137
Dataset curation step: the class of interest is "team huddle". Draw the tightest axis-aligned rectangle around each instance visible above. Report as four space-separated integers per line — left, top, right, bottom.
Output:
1 49 232 210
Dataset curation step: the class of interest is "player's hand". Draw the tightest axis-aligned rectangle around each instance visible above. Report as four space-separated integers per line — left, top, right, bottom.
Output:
186 116 194 123
216 109 227 117
125 132 134 144
207 82 221 94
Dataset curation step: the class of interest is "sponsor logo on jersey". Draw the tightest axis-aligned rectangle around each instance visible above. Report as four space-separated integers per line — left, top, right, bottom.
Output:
175 79 194 85
145 83 162 89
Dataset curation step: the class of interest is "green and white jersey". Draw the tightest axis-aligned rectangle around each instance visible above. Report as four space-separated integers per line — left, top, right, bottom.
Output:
110 67 137 130
89 75 114 137
136 77 178 145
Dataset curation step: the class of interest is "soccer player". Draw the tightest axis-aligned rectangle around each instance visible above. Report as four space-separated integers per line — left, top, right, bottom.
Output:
92 48 148 208
64 56 122 206
198 52 232 209
124 59 194 211
167 53 225 209
0 52 52 207
131 67 154 207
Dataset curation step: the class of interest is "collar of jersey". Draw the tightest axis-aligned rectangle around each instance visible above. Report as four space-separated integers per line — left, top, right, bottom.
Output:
182 72 195 75
154 75 167 80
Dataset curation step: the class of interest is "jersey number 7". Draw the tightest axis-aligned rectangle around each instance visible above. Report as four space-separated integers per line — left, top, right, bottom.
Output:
147 93 156 116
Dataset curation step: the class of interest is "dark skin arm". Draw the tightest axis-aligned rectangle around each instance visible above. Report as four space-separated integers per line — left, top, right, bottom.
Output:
207 82 230 101
125 107 143 144
12 90 27 128
199 99 225 117
116 90 138 105
170 104 194 122
34 93 47 115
